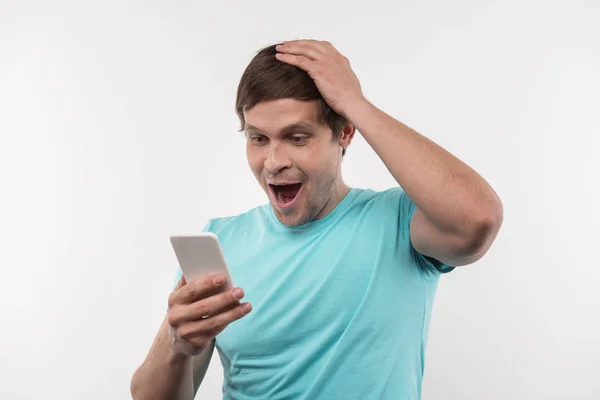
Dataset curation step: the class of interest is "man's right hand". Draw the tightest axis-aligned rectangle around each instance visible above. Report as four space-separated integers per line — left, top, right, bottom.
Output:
167 274 252 357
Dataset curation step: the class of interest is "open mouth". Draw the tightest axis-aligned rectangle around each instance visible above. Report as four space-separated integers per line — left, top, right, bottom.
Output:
269 183 303 208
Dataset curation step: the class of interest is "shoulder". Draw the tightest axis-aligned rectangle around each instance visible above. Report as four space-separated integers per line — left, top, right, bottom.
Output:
351 186 412 213
204 204 271 234
349 186 417 240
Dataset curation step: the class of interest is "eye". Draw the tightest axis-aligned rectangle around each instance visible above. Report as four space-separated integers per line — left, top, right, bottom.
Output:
290 135 308 145
250 135 268 145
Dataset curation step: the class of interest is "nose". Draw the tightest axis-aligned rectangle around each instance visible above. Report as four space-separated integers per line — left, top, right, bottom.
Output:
264 142 292 174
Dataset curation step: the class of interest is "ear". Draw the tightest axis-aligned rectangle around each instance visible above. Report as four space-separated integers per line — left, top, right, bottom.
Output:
339 122 356 150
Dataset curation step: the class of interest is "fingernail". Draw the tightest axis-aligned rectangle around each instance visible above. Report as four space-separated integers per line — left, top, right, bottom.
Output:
241 303 252 314
233 288 244 299
214 276 225 285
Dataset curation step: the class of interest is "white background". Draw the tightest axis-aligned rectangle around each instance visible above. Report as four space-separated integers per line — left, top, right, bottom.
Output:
1 1 599 399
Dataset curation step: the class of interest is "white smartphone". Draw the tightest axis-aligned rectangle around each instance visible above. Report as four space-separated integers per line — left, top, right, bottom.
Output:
170 233 234 290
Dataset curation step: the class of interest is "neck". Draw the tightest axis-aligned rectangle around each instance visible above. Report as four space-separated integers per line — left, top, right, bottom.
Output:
313 179 351 221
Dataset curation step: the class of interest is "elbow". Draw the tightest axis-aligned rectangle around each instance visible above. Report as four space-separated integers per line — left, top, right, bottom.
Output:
130 367 149 400
459 202 504 261
130 370 141 400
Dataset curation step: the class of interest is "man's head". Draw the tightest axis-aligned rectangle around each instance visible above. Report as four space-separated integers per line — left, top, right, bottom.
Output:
236 43 355 226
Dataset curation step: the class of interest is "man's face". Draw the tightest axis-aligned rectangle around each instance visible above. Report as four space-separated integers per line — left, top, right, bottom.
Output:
244 99 351 227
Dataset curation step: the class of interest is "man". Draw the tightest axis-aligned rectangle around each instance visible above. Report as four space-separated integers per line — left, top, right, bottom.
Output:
131 40 503 399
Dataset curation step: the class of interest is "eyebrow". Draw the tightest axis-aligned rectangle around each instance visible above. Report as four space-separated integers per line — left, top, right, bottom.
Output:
244 122 316 135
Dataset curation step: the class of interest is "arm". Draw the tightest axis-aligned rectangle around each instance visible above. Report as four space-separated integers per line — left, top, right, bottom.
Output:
131 274 251 400
130 315 214 400
345 100 503 266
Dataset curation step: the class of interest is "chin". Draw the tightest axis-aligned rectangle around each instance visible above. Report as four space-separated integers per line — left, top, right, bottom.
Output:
272 207 310 227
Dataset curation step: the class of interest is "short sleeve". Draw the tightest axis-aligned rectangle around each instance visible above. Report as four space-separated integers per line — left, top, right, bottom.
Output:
170 219 214 290
393 188 455 276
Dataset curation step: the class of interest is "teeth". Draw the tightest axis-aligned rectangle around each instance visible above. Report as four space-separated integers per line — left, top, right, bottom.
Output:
277 191 284 203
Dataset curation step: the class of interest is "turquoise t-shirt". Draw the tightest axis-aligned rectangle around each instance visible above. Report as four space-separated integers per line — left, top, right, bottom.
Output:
174 187 454 399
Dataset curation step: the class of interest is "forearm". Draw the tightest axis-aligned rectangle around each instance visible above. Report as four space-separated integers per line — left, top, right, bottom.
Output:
345 99 502 234
131 327 195 400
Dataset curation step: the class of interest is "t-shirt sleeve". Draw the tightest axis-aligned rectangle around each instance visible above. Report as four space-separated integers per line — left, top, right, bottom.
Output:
171 219 214 291
391 187 455 277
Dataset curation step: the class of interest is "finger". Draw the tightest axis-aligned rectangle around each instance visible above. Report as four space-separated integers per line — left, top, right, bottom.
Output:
174 275 187 291
276 41 324 60
178 302 253 340
168 273 227 307
319 40 336 50
178 287 246 323
275 53 313 72
284 39 329 50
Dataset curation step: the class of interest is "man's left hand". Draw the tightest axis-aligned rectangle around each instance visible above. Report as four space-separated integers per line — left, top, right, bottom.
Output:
275 40 365 118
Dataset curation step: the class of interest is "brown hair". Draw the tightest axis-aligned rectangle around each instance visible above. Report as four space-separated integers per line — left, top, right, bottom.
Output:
235 43 348 156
